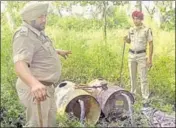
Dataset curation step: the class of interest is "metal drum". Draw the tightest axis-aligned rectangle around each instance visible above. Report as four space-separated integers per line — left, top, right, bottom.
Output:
55 81 101 125
88 79 135 118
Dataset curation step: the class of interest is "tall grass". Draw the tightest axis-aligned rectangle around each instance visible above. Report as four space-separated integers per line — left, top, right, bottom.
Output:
45 23 175 103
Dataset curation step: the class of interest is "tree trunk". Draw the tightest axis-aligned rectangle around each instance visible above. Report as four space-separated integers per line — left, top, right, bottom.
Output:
103 1 107 44
139 1 142 11
136 1 142 11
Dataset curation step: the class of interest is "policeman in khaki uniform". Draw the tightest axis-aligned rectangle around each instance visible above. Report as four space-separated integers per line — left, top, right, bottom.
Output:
124 11 153 107
12 2 71 127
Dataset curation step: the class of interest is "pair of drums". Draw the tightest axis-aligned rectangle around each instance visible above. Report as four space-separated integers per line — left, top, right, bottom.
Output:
55 79 134 125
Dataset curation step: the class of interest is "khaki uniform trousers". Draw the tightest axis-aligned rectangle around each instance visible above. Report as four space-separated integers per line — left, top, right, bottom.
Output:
128 52 149 101
16 78 57 127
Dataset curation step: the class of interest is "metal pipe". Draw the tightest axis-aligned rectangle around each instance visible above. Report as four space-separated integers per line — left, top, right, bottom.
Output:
78 99 85 127
119 41 126 87
121 93 134 127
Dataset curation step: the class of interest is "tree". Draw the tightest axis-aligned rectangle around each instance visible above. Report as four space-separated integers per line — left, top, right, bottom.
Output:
154 1 175 30
144 2 156 20
5 1 28 30
136 1 142 11
103 1 107 44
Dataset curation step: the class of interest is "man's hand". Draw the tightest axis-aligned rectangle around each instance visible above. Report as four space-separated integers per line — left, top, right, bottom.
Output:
124 35 130 43
148 41 153 70
147 59 152 70
31 83 47 102
56 49 72 59
14 61 49 102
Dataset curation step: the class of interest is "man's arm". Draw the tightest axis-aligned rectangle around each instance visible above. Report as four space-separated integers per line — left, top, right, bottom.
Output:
124 29 131 44
147 28 153 69
148 41 153 68
55 49 72 59
124 35 131 44
15 61 47 101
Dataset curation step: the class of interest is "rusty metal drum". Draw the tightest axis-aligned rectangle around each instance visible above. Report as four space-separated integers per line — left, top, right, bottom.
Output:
88 79 135 118
55 81 101 125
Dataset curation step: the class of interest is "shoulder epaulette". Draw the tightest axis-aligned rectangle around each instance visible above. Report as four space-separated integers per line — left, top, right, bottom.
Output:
129 27 134 33
13 26 29 40
19 26 29 36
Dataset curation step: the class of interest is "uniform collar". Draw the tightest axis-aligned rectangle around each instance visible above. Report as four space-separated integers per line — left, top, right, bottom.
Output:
134 24 145 30
23 21 41 37
41 31 46 36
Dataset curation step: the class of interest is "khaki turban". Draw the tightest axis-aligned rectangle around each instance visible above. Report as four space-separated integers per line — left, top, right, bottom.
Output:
20 2 49 21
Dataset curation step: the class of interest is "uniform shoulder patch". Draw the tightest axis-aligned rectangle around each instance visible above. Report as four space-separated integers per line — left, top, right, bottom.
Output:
19 26 29 36
129 27 134 33
13 26 29 40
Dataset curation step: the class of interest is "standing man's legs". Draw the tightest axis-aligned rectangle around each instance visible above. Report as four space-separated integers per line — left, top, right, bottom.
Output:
47 85 57 127
16 79 57 127
128 59 137 95
137 57 150 104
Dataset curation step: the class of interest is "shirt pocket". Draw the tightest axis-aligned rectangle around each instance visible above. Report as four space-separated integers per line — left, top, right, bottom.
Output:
138 32 146 43
130 33 135 41
41 42 53 55
43 42 59 59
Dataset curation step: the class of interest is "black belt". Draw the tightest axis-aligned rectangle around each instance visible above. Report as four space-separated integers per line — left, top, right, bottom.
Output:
40 81 55 86
129 49 146 54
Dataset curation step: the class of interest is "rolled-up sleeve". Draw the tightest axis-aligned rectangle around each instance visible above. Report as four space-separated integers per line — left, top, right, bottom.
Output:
13 36 34 65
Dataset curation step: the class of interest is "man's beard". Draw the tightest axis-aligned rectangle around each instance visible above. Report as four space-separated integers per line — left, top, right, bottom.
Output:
31 20 45 31
134 22 142 26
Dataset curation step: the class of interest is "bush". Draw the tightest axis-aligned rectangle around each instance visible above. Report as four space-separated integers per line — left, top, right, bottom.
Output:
47 14 103 31
106 6 131 29
1 14 25 127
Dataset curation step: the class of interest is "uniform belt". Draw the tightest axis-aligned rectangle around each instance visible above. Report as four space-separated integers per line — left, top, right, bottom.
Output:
40 81 54 86
129 49 146 54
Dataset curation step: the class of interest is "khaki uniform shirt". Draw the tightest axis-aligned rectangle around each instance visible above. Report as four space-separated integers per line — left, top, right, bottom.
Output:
12 22 61 83
127 25 153 51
